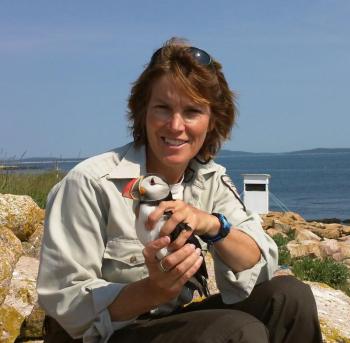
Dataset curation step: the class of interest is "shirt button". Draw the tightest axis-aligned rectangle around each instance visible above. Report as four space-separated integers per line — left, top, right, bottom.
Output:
130 256 137 263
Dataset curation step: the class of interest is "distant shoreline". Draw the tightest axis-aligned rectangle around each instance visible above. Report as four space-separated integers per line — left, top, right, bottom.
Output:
2 147 350 162
219 147 350 157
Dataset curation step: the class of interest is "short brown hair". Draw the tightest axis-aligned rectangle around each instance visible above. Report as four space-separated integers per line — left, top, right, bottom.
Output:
127 37 237 161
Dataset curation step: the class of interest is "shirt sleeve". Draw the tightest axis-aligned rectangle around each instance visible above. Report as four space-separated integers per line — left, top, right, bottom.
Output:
37 170 135 342
209 171 279 304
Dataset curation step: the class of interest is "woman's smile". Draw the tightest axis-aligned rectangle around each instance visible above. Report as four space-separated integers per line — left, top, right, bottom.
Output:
161 137 188 147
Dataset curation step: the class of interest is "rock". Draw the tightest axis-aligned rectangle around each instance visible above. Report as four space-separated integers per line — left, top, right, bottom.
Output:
0 256 39 343
342 226 350 235
18 303 45 341
273 220 292 234
325 223 343 230
308 221 326 229
0 304 25 343
287 240 324 259
307 218 342 224
339 235 350 243
319 239 340 257
0 228 24 304
23 224 44 259
262 217 274 229
310 225 341 240
294 228 321 242
306 281 350 342
282 211 305 222
338 241 350 261
279 211 305 223
266 228 287 238
0 194 44 241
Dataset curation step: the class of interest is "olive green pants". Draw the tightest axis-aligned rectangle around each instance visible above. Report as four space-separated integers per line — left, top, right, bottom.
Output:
44 276 322 343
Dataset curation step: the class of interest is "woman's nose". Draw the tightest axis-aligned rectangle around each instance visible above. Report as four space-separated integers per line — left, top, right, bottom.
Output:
168 112 185 131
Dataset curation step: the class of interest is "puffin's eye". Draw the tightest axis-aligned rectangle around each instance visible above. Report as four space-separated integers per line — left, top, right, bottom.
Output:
150 178 155 185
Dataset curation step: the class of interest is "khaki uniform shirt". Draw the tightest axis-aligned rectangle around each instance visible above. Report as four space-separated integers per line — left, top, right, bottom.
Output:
37 143 278 343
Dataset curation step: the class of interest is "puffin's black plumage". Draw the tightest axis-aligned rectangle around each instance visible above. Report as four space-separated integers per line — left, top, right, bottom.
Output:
122 174 210 297
164 207 210 297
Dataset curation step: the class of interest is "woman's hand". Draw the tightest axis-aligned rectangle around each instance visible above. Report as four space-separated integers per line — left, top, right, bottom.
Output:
143 235 203 305
146 200 260 273
146 200 220 251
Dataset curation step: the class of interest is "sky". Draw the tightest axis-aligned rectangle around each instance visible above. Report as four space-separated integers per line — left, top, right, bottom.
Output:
1 0 349 158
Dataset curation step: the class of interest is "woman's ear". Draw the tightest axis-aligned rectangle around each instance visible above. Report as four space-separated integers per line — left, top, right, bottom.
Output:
208 116 215 132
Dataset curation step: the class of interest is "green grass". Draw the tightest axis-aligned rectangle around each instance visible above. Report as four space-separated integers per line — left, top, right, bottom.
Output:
0 171 65 208
272 232 294 266
272 232 350 296
292 256 350 288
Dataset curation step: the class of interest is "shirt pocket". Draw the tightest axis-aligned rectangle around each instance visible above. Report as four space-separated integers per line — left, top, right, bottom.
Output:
102 238 148 283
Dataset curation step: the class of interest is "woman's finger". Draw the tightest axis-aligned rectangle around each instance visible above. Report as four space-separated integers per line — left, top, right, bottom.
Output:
169 247 202 278
146 200 177 230
168 226 194 251
143 235 171 261
166 251 203 291
158 243 195 272
160 209 187 236
178 254 204 285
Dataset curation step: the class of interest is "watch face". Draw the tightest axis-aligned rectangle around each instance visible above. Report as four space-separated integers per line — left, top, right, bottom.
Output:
200 213 232 244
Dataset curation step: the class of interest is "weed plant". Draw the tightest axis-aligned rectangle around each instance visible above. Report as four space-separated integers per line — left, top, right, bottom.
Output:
292 256 350 289
272 233 350 296
273 232 294 265
0 171 65 208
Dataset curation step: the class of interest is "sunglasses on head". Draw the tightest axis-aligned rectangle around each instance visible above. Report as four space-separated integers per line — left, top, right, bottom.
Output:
150 46 212 66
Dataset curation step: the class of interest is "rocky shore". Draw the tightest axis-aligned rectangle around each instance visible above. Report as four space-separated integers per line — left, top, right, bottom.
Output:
0 194 350 343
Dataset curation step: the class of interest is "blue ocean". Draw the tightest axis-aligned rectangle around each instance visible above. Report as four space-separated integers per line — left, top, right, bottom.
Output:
215 152 350 221
4 151 350 221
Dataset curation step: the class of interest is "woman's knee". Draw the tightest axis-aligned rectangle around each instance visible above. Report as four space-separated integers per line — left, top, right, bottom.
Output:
195 310 269 343
267 276 315 306
111 310 269 343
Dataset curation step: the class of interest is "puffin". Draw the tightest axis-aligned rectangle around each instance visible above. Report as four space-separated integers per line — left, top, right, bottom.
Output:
122 174 209 297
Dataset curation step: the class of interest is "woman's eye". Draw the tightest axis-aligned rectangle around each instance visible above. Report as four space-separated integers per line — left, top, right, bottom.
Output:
185 108 202 118
154 105 170 115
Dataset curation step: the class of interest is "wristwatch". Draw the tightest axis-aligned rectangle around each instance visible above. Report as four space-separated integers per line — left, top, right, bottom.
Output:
200 213 232 244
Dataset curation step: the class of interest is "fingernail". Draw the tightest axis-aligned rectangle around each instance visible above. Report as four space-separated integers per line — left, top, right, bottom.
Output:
188 243 195 250
195 248 201 255
163 236 171 243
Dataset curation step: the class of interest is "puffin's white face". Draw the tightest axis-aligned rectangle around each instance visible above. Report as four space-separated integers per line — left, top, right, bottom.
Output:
140 175 170 201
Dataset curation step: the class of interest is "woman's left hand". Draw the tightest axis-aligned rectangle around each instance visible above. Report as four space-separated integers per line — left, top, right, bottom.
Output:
146 200 219 251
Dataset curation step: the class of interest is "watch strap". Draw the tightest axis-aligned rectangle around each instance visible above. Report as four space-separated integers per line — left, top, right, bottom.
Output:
200 213 232 244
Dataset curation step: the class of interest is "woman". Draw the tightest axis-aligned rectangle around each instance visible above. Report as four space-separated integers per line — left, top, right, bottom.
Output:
37 38 322 343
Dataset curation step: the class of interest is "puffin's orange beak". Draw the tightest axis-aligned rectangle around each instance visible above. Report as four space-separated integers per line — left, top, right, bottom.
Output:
122 177 143 200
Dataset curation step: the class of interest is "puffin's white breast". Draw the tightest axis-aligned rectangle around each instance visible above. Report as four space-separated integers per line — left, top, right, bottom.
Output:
136 204 168 259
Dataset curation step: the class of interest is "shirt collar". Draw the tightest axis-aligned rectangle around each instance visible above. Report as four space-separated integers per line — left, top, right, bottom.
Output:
107 143 147 179
107 143 217 180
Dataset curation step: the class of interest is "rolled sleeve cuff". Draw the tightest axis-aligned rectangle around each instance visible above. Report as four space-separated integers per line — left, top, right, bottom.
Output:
83 282 136 343
231 211 278 277
211 211 278 304
212 252 267 304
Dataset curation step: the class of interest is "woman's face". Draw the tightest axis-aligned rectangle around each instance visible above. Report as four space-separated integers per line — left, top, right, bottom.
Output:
145 74 211 181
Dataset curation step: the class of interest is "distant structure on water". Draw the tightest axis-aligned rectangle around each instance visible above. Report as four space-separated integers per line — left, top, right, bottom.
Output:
242 174 271 214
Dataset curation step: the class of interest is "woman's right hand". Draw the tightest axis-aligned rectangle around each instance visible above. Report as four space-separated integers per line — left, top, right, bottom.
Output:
143 235 203 305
